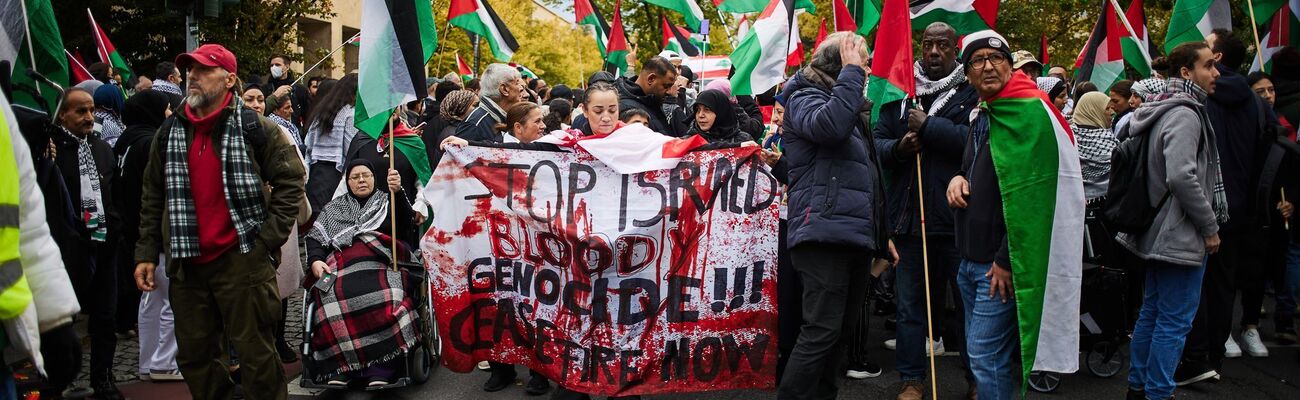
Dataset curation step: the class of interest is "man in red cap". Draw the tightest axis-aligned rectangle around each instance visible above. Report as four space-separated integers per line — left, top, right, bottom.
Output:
133 43 304 400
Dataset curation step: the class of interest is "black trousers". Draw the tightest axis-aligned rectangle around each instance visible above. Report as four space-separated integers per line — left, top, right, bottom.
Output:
1183 229 1259 369
777 243 871 400
306 161 341 216
84 242 118 377
775 220 803 382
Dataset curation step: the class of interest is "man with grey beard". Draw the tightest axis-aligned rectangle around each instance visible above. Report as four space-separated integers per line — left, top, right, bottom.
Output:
133 44 304 400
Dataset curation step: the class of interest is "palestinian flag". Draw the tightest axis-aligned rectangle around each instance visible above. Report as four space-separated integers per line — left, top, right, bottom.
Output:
983 69 1084 386
346 32 362 46
787 16 805 68
2 0 67 110
509 62 538 79
909 0 999 35
1251 2 1298 73
815 17 829 49
456 52 474 81
1040 34 1050 67
868 0 913 125
65 49 94 84
354 0 435 185
662 15 701 56
1121 0 1154 77
575 0 611 57
449 0 518 62
1164 0 1231 53
1248 0 1290 22
605 0 631 73
87 9 132 82
1075 0 1125 93
646 0 705 32
835 0 882 35
716 0 816 13
729 0 798 96
734 15 751 49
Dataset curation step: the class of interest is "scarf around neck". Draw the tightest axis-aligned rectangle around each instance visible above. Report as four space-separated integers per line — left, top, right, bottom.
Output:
165 96 267 259
70 129 106 242
913 61 966 115
1157 77 1229 224
308 188 390 250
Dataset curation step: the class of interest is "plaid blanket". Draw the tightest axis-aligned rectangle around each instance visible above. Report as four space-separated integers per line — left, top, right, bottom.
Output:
308 232 419 379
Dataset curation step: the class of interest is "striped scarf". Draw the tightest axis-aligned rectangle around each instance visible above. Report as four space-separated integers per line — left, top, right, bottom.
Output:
164 100 267 259
71 130 107 242
1156 77 1230 223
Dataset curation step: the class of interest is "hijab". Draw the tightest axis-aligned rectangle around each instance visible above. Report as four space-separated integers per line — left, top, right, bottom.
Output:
439 90 477 122
704 79 733 99
1036 77 1066 103
122 90 173 129
691 89 742 142
1072 91 1112 129
309 159 390 249
93 84 124 115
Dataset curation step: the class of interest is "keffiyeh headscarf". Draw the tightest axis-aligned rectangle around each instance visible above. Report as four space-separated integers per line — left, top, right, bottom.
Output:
1036 77 1067 102
307 160 391 249
1132 78 1168 102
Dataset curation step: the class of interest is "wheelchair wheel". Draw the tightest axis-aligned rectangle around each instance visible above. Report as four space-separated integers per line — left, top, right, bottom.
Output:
1028 371 1061 393
1086 341 1126 378
408 343 433 384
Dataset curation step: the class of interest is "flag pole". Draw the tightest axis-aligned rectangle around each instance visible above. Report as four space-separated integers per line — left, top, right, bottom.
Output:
19 0 40 98
388 112 398 271
1246 0 1266 68
1107 0 1151 67
915 151 940 400
291 32 361 87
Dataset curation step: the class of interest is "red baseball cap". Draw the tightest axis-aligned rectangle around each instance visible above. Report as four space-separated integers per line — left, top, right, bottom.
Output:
175 44 238 75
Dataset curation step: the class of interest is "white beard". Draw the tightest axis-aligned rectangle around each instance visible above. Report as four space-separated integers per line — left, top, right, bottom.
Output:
185 89 222 109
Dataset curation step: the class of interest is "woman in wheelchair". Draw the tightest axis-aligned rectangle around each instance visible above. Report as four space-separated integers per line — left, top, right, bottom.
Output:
304 159 420 387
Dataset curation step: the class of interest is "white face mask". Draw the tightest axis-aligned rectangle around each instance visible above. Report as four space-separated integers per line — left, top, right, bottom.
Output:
270 65 285 79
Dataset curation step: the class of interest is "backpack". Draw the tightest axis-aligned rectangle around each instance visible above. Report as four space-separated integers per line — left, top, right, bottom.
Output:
1103 118 1171 234
154 106 269 158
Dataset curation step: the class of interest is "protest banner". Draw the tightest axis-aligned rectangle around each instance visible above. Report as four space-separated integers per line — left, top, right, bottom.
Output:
421 142 780 396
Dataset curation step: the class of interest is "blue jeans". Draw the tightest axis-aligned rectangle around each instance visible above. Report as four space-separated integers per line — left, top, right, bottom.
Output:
895 236 970 382
957 259 1017 400
1128 259 1205 400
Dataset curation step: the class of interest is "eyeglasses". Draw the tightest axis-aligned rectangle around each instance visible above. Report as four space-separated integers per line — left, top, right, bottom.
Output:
348 172 373 181
966 53 1008 70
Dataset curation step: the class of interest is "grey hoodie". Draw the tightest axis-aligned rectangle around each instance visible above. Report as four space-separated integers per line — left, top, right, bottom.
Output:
1117 96 1220 267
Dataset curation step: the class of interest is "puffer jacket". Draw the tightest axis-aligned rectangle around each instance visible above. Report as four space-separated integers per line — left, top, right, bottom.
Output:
777 65 888 253
1117 95 1220 266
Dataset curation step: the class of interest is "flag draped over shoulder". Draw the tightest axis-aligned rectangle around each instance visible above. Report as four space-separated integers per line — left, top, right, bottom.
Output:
1164 0 1231 53
355 0 435 185
87 9 132 82
1076 0 1125 93
910 0 998 35
729 0 797 96
1251 2 1297 73
2 0 67 111
450 0 518 62
867 0 912 125
984 71 1084 385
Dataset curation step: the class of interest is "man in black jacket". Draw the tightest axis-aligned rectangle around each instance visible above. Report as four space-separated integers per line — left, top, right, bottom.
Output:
873 22 977 400
53 87 124 399
615 57 680 135
456 63 524 143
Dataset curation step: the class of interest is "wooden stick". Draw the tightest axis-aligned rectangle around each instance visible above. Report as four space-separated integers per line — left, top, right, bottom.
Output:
389 113 398 271
1284 187 1290 230
915 152 939 399
1246 0 1266 68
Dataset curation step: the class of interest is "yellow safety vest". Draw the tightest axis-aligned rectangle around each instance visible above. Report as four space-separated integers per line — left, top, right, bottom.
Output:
0 107 33 323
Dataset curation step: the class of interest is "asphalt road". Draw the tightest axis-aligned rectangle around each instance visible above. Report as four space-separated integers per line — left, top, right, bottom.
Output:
290 318 1300 400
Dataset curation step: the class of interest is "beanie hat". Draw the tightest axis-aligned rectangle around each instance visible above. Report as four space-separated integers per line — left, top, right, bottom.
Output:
960 30 1012 66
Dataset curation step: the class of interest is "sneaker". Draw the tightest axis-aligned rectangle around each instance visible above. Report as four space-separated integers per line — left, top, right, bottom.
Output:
149 369 184 382
367 377 390 387
883 338 945 356
1174 361 1218 386
884 338 897 350
477 361 492 371
326 375 348 386
845 362 883 379
483 371 516 392
524 375 551 396
1224 335 1243 358
896 381 924 400
1276 331 1297 345
1241 328 1270 357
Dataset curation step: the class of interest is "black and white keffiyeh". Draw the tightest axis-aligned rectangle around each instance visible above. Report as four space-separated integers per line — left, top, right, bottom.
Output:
913 61 966 115
164 99 267 259
307 188 389 250
1154 77 1230 224
71 130 107 242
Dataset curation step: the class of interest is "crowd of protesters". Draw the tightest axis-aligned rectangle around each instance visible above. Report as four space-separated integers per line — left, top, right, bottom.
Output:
2 20 1300 400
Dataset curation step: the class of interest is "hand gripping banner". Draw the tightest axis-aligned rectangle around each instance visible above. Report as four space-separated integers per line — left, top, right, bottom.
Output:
421 143 780 396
